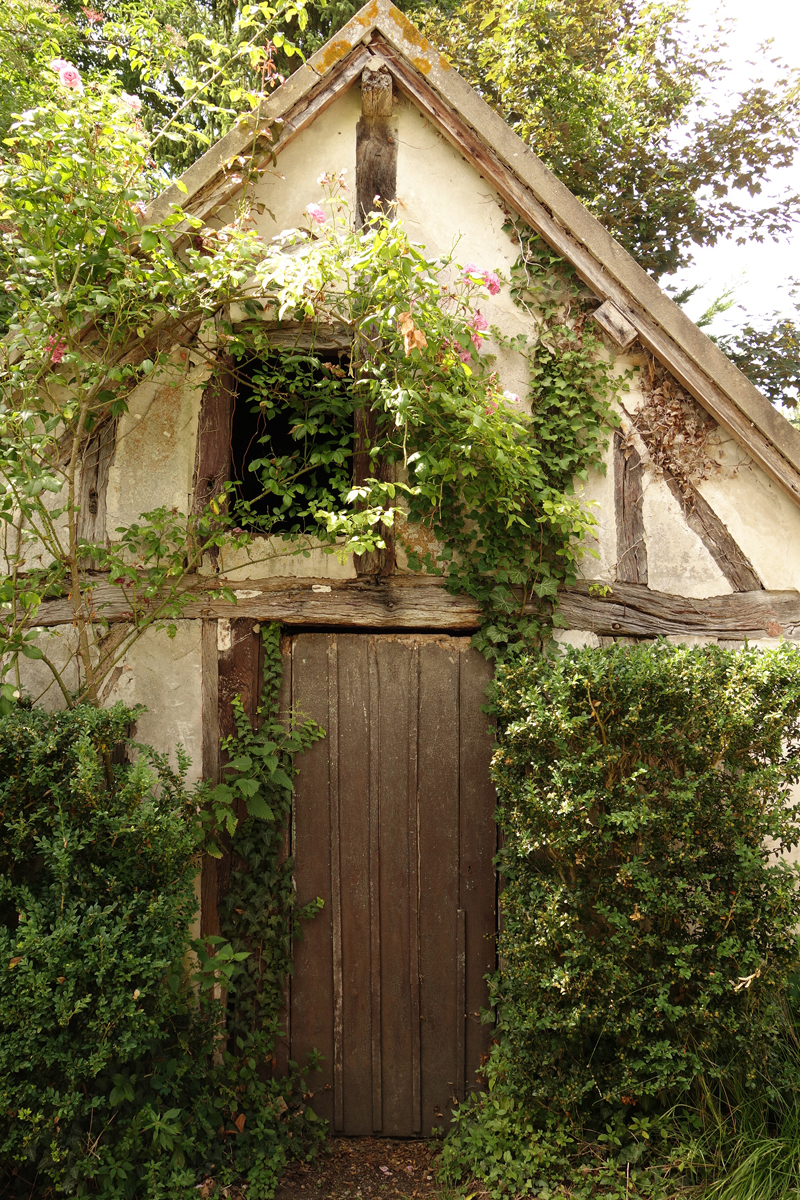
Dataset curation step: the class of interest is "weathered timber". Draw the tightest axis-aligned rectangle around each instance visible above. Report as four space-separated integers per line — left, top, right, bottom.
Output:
200 619 221 939
30 575 800 638
231 320 352 351
356 57 397 223
593 301 637 350
374 35 800 511
352 56 398 576
77 418 117 555
614 432 648 586
558 582 799 639
660 470 763 592
192 357 234 516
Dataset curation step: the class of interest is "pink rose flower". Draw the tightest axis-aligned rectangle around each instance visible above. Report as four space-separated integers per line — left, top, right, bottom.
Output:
121 92 142 112
484 400 499 415
458 347 472 363
49 58 70 72
57 63 83 90
470 310 489 333
462 262 479 278
306 203 327 225
47 336 66 364
483 271 501 295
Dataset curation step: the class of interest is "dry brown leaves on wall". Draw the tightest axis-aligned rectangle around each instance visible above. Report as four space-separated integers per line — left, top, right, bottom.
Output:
633 355 719 497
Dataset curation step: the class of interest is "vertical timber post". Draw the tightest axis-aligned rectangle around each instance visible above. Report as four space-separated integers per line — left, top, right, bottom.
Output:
353 56 399 577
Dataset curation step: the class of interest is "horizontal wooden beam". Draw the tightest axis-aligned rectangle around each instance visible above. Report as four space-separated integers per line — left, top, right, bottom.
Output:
33 576 800 639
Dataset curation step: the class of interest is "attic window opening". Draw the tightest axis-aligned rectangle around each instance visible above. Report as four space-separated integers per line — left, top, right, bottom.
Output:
229 350 356 536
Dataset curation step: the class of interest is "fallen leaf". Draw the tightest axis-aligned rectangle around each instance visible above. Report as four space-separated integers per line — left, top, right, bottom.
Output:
234 1112 246 1133
7 957 22 969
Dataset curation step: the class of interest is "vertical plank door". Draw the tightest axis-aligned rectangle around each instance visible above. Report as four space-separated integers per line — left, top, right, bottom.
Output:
289 633 496 1137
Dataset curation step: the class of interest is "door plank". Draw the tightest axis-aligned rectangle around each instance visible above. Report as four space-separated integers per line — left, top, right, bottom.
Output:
327 638 344 1132
418 640 461 1131
458 644 497 1094
375 637 415 1135
289 632 497 1136
290 635 335 1125
337 635 373 1135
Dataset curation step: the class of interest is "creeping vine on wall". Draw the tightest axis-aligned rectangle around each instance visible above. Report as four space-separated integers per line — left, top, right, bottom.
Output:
217 186 620 654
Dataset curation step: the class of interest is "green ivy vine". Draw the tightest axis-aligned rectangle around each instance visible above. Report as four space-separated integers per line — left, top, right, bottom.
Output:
195 622 327 1189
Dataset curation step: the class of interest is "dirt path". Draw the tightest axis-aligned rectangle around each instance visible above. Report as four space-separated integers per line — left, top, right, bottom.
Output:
273 1137 448 1200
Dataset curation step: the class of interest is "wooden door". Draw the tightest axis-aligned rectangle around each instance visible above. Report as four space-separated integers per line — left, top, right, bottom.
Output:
285 633 496 1137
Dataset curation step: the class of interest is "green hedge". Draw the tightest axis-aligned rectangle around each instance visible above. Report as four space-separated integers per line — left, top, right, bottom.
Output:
0 703 209 1195
491 641 800 1108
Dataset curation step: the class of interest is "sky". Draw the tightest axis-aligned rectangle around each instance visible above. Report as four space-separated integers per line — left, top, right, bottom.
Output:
669 0 800 334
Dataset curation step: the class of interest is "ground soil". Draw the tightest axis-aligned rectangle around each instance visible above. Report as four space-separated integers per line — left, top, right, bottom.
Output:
272 1137 448 1200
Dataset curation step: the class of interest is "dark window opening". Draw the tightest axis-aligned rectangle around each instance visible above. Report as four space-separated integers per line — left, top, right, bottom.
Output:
229 350 355 536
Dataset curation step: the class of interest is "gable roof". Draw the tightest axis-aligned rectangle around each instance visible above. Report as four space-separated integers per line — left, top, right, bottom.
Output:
148 0 800 510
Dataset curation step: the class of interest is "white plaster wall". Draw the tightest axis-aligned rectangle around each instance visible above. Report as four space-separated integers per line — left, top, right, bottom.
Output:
202 535 357 581
107 351 205 532
574 443 617 584
697 432 800 591
102 621 203 782
641 469 733 599
15 622 204 781
247 88 361 237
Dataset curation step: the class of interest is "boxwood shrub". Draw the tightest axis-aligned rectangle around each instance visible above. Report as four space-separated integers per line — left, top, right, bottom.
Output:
491 641 800 1109
0 702 211 1195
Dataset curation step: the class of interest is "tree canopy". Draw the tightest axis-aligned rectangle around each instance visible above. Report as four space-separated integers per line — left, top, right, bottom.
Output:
1 0 798 400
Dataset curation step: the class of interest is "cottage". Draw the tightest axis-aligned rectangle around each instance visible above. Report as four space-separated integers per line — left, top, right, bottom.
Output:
21 0 800 1138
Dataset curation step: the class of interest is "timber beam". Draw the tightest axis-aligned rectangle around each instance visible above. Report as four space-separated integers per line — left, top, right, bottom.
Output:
33 577 800 640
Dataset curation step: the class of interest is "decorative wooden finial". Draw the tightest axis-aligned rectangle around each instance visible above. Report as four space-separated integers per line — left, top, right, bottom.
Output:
356 56 397 227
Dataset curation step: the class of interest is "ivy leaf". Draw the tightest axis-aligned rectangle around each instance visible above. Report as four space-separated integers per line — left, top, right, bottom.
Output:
246 795 274 820
234 777 260 798
228 755 253 772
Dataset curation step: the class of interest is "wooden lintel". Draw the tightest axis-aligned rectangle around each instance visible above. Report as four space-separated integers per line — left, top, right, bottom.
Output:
32 576 800 640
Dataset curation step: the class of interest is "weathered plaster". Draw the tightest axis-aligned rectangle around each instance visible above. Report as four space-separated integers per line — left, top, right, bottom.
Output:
15 622 204 781
696 433 800 592
103 622 203 782
555 629 600 650
574 445 617 585
642 469 733 599
203 536 357 581
244 89 361 239
17 626 82 709
107 355 204 533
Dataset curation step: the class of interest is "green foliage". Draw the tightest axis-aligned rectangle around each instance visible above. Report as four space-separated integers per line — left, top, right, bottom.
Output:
228 350 356 535
0 702 206 1194
719 303 800 410
212 623 327 1191
492 641 800 1104
0 659 325 1197
229 184 615 652
416 0 800 278
441 641 800 1197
